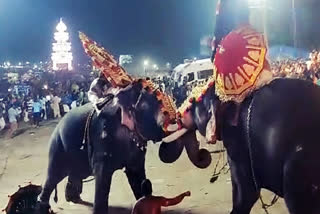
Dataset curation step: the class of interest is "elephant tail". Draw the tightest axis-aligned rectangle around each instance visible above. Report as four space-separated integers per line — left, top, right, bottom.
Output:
53 186 58 203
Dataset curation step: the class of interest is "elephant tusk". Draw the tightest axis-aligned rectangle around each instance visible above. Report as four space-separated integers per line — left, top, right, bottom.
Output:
162 128 188 143
166 123 179 132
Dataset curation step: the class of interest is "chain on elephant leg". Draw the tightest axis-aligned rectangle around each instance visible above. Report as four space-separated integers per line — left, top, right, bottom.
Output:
259 194 280 214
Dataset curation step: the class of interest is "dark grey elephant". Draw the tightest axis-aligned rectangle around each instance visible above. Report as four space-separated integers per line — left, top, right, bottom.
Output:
161 78 320 214
37 80 170 214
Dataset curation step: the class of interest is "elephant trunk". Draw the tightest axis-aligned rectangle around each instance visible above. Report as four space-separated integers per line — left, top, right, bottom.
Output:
159 139 185 163
159 130 212 169
183 131 212 169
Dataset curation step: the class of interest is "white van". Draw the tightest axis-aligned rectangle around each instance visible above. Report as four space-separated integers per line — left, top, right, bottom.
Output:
172 58 213 87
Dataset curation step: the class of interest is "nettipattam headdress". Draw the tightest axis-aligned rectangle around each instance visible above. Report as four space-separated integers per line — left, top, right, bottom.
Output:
79 32 133 88
177 76 215 117
79 32 177 130
140 79 177 122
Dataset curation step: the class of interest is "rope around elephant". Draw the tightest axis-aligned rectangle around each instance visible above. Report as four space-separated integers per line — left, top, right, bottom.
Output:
246 96 279 214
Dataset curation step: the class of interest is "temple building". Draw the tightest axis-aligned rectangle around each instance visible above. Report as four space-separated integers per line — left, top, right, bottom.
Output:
51 18 73 71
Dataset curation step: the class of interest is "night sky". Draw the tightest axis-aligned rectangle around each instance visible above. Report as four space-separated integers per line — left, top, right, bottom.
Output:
0 0 216 64
0 0 319 65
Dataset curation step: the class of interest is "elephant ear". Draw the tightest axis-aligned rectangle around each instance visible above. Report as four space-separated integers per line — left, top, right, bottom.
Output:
117 81 143 109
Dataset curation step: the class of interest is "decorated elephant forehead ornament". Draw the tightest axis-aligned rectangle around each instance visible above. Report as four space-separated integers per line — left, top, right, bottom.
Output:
177 76 215 117
214 25 273 103
79 32 177 130
79 32 133 88
140 79 177 123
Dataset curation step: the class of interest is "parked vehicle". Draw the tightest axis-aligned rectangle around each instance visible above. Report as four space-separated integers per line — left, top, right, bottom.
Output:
172 58 213 87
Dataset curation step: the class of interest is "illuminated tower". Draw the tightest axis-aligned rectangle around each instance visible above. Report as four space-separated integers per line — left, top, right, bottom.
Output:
51 18 73 71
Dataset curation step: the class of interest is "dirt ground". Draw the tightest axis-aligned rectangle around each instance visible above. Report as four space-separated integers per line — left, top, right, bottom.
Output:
0 120 289 214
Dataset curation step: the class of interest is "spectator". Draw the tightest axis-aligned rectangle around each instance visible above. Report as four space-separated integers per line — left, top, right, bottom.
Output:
6 104 20 139
27 97 34 119
78 88 85 106
131 179 190 214
0 101 5 131
22 98 29 122
40 96 47 120
32 98 42 127
71 100 77 109
51 94 61 118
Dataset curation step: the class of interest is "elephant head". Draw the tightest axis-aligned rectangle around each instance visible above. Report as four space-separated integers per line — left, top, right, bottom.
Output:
159 80 219 169
114 79 174 142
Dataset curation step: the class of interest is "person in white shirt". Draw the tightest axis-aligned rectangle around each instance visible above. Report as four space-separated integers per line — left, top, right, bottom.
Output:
88 74 117 112
6 105 20 139
51 95 61 118
40 97 47 120
0 101 5 131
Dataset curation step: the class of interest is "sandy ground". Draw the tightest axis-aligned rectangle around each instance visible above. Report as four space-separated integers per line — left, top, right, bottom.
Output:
0 119 289 214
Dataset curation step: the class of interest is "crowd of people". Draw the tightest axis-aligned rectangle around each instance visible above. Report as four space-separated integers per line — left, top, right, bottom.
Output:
0 79 91 139
271 50 320 84
2 51 320 139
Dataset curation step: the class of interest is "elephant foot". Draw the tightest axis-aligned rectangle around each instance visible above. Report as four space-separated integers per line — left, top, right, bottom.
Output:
66 196 82 204
34 201 54 214
65 180 83 203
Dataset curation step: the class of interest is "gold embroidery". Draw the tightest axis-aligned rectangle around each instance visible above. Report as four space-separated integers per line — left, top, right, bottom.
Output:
245 45 262 50
228 73 237 89
248 51 260 62
235 73 245 86
247 37 260 46
225 76 233 90
237 66 250 80
243 64 255 76
243 57 260 67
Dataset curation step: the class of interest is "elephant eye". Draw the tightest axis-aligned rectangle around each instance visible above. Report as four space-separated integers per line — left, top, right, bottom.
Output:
140 102 149 111
136 97 149 110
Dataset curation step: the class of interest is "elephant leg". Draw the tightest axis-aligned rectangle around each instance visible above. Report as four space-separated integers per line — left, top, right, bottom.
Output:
283 152 320 214
229 158 260 214
36 163 67 214
65 176 83 203
39 143 67 205
125 165 146 200
93 163 113 214
65 151 90 203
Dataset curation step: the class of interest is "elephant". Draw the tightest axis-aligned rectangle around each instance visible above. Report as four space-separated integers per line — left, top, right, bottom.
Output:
37 80 169 214
161 78 320 214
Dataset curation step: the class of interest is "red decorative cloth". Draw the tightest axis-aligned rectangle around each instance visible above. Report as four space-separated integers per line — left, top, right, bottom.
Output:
214 25 270 103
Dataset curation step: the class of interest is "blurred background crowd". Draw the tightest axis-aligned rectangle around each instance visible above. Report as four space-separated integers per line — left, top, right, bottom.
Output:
272 50 320 83
1 50 320 138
